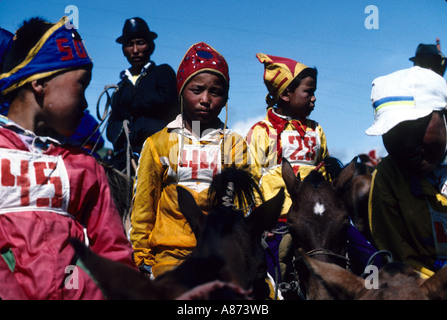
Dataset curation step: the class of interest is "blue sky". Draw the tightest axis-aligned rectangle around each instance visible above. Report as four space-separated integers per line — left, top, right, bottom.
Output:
1 0 446 163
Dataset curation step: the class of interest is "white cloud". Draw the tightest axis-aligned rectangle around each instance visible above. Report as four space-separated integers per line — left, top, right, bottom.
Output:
228 115 265 137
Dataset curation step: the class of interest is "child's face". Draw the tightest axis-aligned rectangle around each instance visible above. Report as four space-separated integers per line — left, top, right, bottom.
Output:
182 72 227 126
281 76 316 120
41 68 91 136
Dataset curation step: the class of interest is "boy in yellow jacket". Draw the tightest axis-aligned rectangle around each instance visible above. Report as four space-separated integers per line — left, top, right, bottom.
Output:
246 53 329 280
130 42 251 278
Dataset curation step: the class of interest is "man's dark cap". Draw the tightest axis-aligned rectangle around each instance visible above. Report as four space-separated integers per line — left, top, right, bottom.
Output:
409 44 444 61
116 17 157 44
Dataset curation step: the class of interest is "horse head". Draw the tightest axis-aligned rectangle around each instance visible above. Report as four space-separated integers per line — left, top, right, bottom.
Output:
70 238 251 299
71 166 284 299
281 158 355 299
310 155 374 242
177 166 285 299
341 154 377 243
299 250 447 300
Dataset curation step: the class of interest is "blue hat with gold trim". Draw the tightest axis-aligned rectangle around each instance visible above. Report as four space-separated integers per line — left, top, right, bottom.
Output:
0 16 93 95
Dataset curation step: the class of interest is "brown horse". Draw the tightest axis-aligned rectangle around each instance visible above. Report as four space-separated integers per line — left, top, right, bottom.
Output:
343 154 377 242
343 174 372 241
320 155 376 242
322 155 376 243
71 166 285 299
299 250 447 300
280 158 356 299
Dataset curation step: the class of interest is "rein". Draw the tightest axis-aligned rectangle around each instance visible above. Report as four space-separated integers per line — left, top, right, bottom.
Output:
96 84 138 178
280 247 351 300
297 248 350 267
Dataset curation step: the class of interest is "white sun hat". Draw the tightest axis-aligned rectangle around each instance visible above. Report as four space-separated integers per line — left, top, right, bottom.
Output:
366 66 447 136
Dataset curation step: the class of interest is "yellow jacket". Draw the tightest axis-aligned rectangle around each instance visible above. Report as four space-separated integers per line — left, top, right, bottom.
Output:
246 108 329 217
369 156 447 277
130 115 252 277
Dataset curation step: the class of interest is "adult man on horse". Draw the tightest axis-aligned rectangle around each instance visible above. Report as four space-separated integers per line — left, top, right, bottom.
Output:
367 66 447 278
106 17 178 173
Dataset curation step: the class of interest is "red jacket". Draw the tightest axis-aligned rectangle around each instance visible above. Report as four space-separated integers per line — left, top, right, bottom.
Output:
0 120 135 299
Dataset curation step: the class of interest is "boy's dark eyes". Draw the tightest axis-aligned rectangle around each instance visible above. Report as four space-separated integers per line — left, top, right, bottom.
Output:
210 89 224 96
189 87 224 96
189 88 203 94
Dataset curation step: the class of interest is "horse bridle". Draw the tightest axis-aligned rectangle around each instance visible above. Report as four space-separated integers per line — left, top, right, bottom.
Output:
279 248 351 300
295 248 351 266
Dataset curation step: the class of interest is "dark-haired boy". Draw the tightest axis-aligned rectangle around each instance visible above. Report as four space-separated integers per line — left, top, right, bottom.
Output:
247 53 329 219
246 54 329 283
0 16 135 299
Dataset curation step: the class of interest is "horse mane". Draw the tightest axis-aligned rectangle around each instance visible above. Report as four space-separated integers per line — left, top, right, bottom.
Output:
207 165 262 213
97 158 132 220
321 156 344 181
302 169 326 187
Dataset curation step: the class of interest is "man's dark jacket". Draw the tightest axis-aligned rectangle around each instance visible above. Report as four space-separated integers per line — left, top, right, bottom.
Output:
106 61 178 170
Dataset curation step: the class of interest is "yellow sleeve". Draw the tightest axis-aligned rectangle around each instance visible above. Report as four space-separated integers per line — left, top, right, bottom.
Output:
316 123 329 161
130 137 163 267
246 122 275 182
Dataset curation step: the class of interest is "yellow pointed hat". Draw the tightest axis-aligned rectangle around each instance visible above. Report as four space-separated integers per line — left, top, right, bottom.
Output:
256 53 309 107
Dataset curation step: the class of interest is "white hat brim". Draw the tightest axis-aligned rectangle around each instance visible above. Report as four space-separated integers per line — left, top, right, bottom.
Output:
365 108 433 136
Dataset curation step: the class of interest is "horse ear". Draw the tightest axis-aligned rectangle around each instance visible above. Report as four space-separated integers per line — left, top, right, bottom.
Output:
247 188 285 232
70 239 156 299
420 265 447 299
299 249 366 300
333 157 357 196
177 186 206 237
281 158 301 197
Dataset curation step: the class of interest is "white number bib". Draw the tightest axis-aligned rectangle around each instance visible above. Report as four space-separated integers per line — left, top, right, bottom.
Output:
280 130 319 166
0 148 70 215
178 143 221 187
